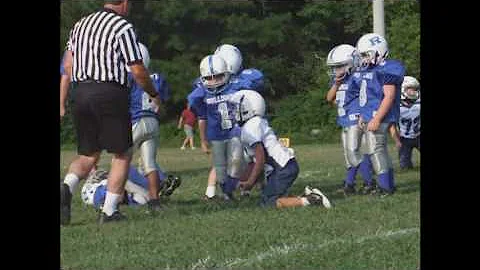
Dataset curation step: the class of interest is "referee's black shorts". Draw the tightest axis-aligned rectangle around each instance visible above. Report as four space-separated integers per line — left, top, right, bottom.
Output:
72 81 132 156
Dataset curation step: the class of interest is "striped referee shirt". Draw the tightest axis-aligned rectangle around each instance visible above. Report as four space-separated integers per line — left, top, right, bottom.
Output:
66 8 143 87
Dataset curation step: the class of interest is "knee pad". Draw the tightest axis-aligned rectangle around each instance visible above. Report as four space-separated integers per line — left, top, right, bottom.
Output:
365 124 392 174
140 138 158 175
341 129 351 168
345 125 363 167
227 137 245 178
211 141 228 183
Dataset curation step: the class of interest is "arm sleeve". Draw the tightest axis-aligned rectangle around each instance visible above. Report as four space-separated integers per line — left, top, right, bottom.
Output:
117 26 143 65
242 120 263 147
187 87 207 119
383 62 406 85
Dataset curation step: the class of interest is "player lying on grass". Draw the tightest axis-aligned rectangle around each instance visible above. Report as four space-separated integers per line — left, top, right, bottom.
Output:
80 165 181 210
230 90 332 209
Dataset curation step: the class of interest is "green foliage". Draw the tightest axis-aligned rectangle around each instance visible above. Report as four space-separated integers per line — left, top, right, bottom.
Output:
60 0 420 146
385 0 421 79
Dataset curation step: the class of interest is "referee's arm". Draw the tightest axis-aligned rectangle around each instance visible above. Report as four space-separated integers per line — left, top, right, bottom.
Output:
128 61 157 98
60 50 73 119
118 26 161 109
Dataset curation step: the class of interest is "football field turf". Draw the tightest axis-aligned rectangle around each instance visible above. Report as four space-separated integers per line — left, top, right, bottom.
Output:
60 143 420 269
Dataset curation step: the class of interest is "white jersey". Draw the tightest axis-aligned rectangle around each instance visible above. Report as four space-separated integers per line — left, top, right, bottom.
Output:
399 101 420 139
241 116 294 169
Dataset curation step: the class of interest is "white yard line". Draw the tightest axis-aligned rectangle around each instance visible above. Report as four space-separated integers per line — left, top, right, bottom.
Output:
190 227 419 269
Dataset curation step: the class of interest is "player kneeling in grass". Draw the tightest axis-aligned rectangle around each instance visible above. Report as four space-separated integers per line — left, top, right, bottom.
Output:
80 166 181 210
230 90 332 208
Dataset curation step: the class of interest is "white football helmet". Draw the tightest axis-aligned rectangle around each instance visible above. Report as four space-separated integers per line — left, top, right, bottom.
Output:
401 76 420 101
230 90 266 125
214 44 243 75
326 44 358 80
199 54 231 94
356 33 389 67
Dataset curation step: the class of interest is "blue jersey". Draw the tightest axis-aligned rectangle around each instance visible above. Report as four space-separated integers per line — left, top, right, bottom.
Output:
129 73 170 124
331 74 361 127
187 77 254 141
127 165 166 190
238 68 265 92
354 59 405 123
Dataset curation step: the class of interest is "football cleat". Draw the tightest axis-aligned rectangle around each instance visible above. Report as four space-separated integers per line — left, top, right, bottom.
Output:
305 186 332 208
146 199 164 214
97 211 127 225
359 182 377 195
303 186 313 196
60 183 72 226
160 175 182 197
343 184 356 196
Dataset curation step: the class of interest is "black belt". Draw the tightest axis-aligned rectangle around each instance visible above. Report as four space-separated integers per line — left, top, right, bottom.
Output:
78 80 127 88
79 79 117 84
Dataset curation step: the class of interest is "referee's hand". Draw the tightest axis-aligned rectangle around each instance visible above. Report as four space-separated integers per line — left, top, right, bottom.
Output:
150 95 162 114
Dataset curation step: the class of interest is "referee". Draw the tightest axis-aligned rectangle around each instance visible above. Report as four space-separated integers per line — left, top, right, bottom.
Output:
60 0 161 225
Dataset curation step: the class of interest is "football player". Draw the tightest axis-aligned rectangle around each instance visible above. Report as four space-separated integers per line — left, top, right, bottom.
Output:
325 44 375 195
126 43 172 211
230 90 332 208
80 166 181 210
354 33 406 196
187 54 256 201
397 76 421 169
200 44 266 199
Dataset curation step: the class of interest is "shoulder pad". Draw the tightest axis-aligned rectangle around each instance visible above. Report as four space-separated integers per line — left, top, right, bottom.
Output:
382 60 406 77
240 68 264 80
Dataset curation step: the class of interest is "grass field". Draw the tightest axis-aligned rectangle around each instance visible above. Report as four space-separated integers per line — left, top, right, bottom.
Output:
60 143 420 269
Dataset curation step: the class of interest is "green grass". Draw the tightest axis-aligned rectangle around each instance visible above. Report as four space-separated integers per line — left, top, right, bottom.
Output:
60 143 420 269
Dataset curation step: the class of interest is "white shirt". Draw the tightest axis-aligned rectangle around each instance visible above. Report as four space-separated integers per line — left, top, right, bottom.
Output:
399 101 420 139
241 116 294 168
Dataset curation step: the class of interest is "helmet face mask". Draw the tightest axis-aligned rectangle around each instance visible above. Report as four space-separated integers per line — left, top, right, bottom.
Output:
405 88 420 100
401 76 420 104
402 87 420 104
328 63 351 80
199 54 231 94
359 50 377 67
201 73 227 89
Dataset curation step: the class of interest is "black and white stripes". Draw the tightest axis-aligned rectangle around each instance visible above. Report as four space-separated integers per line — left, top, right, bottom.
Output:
67 8 142 86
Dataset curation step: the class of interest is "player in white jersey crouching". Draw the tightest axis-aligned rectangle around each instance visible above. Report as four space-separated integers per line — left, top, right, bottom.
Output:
230 90 332 209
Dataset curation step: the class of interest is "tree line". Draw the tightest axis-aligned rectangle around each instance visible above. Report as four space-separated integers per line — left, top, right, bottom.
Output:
60 0 420 146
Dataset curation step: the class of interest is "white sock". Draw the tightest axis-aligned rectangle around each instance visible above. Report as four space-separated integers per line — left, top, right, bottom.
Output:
64 173 80 194
205 185 216 198
102 191 121 216
301 197 310 206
